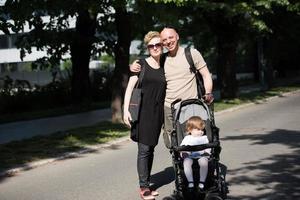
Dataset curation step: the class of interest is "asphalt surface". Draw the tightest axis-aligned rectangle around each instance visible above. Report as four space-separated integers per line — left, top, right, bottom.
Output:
0 91 299 200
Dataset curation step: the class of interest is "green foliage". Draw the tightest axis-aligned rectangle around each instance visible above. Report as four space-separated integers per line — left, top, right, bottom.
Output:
100 54 115 64
0 0 115 68
0 67 112 115
61 59 72 71
0 78 71 114
147 0 294 34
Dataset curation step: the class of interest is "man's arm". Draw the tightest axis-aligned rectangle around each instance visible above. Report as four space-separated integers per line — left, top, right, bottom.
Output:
198 66 214 104
129 60 141 73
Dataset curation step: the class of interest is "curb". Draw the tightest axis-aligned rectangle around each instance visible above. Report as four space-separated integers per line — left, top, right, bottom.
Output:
0 136 131 178
1 89 299 178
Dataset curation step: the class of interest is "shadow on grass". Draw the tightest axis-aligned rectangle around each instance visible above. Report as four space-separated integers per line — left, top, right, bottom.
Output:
217 87 296 106
222 129 300 199
0 121 129 181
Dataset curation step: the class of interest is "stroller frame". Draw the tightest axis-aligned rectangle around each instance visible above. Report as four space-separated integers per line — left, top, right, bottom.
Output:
169 98 227 200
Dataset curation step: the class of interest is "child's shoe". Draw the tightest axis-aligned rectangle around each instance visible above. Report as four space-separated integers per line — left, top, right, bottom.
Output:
188 182 194 188
139 187 155 200
198 182 205 192
187 182 194 193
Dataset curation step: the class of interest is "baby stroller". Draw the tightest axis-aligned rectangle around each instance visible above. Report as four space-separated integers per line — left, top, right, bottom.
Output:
169 98 227 200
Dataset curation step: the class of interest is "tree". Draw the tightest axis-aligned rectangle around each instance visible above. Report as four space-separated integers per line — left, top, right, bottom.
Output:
110 1 132 123
0 0 113 102
147 0 295 98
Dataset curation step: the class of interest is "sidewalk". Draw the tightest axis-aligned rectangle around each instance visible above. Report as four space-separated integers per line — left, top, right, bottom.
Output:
0 109 111 144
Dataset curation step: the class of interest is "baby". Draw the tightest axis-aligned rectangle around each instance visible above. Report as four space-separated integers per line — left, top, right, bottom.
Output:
180 116 211 190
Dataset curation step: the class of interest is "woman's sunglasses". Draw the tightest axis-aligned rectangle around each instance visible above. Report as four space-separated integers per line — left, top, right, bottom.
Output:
147 43 162 49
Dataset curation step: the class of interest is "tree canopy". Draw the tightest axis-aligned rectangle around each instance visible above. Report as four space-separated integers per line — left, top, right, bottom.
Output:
0 0 299 118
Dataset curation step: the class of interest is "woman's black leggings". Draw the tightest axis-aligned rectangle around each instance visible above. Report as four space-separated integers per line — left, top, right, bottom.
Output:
137 142 155 188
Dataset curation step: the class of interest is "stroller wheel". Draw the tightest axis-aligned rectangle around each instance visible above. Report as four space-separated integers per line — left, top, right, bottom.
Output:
162 191 184 200
204 193 223 200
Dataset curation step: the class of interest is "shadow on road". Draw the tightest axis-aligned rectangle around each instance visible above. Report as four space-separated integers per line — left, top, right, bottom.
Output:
151 166 175 191
222 129 300 199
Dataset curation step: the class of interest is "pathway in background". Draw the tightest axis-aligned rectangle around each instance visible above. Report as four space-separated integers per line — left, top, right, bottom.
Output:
0 109 111 144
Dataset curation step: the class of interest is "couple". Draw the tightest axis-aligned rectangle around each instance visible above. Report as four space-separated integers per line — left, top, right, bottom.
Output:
123 27 214 200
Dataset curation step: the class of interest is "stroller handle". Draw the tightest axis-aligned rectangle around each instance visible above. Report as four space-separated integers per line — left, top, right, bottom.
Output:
171 98 182 110
174 141 220 152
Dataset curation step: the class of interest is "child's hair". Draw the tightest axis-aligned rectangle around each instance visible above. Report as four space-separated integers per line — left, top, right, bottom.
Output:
186 116 205 133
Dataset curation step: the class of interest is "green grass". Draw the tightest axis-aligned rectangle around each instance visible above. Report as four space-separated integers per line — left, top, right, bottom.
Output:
0 121 129 172
214 86 300 112
0 85 299 173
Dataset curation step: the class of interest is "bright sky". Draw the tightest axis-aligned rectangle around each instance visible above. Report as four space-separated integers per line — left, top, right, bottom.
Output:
0 0 5 6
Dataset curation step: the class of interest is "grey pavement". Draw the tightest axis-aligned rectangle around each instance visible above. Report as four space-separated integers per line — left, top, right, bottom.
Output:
0 108 111 144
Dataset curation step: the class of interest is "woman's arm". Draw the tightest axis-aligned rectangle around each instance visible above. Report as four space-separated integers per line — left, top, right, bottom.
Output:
123 75 138 127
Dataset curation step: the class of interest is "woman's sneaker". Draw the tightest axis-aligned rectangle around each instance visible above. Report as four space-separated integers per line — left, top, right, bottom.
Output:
150 189 159 196
140 188 155 200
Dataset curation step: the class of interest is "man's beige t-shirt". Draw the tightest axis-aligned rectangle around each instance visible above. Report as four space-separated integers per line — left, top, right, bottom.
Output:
164 46 207 107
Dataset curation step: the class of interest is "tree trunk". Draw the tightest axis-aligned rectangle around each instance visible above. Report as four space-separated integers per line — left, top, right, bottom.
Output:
216 36 238 99
111 5 131 123
205 11 239 99
70 9 96 103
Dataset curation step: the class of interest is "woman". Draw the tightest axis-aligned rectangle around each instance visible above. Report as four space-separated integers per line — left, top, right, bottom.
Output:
123 31 166 200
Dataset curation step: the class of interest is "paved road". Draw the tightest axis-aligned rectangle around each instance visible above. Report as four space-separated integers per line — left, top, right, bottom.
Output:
0 92 299 200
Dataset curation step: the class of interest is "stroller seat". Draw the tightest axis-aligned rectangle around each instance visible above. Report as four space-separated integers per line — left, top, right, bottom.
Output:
170 98 227 200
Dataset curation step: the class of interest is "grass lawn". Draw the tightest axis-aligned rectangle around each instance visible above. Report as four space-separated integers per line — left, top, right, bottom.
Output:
0 85 299 172
214 86 300 111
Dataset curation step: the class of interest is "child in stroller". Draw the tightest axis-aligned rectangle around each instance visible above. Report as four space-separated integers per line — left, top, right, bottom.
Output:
169 98 227 200
180 116 211 191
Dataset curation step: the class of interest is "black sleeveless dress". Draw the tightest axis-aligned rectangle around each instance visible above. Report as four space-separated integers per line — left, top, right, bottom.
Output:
131 59 166 146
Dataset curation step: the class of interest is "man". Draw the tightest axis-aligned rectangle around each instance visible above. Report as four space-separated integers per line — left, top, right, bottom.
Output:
130 27 214 148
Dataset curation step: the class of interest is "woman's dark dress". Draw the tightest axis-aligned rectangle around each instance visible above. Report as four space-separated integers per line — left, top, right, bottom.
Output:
131 59 166 146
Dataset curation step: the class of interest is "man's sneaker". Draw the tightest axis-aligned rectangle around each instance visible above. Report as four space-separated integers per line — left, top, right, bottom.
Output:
140 188 155 200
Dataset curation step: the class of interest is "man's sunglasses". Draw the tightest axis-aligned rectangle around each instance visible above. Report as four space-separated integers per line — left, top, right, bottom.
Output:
147 43 162 49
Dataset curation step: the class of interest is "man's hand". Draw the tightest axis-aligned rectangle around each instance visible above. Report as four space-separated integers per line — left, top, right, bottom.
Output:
204 93 214 105
129 60 141 73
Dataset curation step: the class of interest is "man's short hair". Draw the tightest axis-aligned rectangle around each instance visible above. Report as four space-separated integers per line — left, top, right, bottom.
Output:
161 25 179 33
